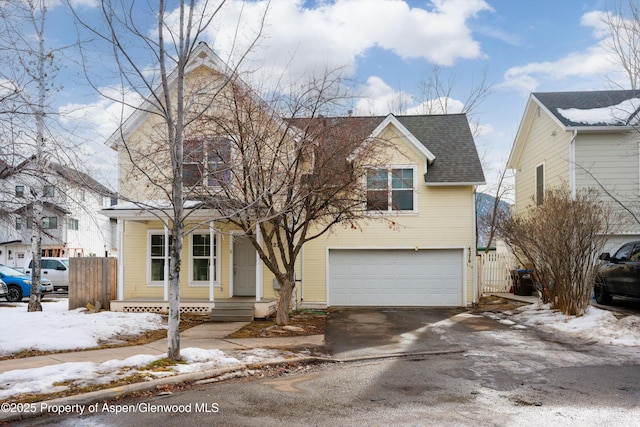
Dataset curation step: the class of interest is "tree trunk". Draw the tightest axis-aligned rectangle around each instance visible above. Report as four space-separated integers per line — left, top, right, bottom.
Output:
167 226 183 361
28 201 42 312
275 276 295 326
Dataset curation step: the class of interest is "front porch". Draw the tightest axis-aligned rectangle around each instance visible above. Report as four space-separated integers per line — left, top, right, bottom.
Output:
110 297 277 319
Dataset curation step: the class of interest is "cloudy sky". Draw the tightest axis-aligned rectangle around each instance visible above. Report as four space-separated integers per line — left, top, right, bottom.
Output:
37 0 630 190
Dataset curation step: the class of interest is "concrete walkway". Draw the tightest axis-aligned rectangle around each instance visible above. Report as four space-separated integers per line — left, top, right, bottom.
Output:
0 322 324 373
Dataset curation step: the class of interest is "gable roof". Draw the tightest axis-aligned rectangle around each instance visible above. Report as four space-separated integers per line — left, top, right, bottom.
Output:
533 90 640 128
289 113 484 185
509 90 640 169
394 114 484 185
105 42 233 150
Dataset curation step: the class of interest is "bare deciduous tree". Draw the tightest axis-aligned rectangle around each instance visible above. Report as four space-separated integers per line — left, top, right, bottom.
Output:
69 1 267 360
197 72 390 325
0 0 64 312
497 187 617 316
417 65 492 138
602 0 640 90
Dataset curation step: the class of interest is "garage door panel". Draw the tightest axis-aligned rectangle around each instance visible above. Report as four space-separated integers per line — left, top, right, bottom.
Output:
329 249 463 306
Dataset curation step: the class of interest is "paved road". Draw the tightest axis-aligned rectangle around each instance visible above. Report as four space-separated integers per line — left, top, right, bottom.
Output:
15 308 640 426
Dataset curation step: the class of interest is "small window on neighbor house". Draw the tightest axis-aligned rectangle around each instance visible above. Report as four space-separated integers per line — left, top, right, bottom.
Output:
536 164 544 206
67 218 79 231
43 185 55 197
42 217 57 229
15 185 24 197
16 217 22 230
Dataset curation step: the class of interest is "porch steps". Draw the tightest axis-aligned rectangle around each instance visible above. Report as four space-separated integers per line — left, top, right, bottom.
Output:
210 301 255 322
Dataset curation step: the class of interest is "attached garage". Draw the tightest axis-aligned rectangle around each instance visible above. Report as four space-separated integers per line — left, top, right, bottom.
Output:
328 249 464 306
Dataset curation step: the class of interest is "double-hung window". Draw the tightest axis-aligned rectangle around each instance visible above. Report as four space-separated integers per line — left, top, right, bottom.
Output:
149 233 172 283
366 167 416 212
191 233 217 284
183 137 232 187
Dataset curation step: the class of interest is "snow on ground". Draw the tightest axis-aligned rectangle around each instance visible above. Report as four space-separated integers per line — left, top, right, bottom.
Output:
512 302 640 346
1 298 639 401
0 299 300 400
0 299 167 356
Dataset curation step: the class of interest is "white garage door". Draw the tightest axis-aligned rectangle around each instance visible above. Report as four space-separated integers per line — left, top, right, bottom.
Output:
328 249 463 306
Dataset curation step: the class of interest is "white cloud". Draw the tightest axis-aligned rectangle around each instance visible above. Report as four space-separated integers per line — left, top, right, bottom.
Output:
59 86 141 141
354 76 415 115
497 10 637 93
580 10 610 39
201 0 491 89
406 96 465 115
498 45 613 93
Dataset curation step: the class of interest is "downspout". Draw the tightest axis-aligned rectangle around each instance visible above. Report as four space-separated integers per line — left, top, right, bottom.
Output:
472 186 478 305
300 244 304 308
570 130 577 199
256 224 262 302
209 220 214 302
163 224 169 301
117 219 124 301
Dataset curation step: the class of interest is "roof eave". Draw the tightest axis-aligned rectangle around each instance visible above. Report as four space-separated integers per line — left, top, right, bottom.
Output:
425 181 486 187
565 125 636 132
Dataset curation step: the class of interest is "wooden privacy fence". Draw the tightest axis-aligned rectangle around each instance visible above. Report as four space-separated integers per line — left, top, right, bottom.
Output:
478 251 514 294
68 257 117 310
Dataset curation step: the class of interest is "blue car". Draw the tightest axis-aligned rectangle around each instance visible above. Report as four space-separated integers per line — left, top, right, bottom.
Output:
0 264 53 302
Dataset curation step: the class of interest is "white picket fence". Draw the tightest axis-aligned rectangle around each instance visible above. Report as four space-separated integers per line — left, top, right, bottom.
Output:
478 251 514 294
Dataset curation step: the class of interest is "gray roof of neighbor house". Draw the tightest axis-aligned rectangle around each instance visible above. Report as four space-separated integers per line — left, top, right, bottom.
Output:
533 90 640 127
289 113 485 185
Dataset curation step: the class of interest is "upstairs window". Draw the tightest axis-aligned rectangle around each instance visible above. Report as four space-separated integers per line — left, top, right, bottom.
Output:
366 167 416 212
536 164 545 206
26 216 57 229
15 185 24 197
43 185 55 197
183 137 232 187
42 217 57 229
67 218 79 231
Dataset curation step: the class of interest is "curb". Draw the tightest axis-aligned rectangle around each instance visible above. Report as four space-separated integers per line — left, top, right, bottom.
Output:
0 349 464 423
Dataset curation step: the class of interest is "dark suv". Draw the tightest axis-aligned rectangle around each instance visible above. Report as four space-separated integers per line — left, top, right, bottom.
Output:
595 241 640 304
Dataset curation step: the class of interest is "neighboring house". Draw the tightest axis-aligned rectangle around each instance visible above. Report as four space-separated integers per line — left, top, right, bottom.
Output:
103 43 485 316
508 90 640 252
0 162 116 269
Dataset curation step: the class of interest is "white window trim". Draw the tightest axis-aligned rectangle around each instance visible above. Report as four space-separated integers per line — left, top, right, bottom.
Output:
535 161 545 206
188 229 221 287
184 137 233 189
147 229 168 287
364 164 419 215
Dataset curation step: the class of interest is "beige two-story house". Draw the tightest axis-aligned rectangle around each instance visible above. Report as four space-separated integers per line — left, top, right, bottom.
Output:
103 43 485 317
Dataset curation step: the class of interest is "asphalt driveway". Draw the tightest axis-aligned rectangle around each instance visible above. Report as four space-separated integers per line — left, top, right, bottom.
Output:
324 306 514 359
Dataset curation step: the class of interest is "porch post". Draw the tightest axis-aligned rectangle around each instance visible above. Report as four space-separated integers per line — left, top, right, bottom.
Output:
255 224 262 302
209 220 215 302
163 224 169 301
116 219 124 301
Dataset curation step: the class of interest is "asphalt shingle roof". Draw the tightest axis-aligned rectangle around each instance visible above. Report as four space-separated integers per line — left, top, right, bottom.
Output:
289 113 485 185
394 114 485 184
533 90 640 127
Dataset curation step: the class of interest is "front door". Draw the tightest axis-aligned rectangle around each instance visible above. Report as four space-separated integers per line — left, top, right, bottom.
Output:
233 236 256 297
